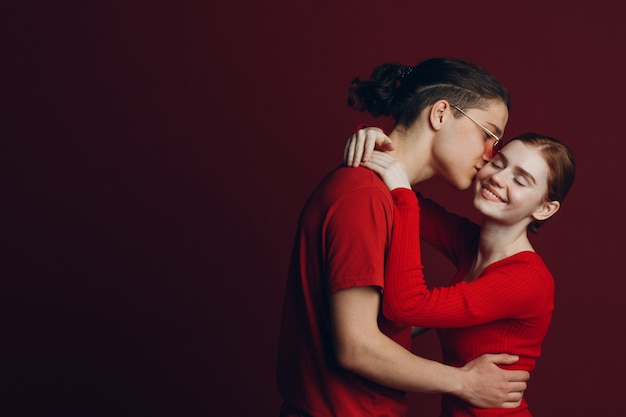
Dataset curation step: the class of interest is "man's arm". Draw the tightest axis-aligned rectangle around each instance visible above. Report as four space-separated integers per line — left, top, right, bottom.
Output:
331 286 528 408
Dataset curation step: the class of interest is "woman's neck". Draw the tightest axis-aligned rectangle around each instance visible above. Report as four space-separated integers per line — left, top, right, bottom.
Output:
467 220 534 281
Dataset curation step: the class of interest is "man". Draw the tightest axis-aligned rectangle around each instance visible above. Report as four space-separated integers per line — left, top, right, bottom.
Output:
277 57 529 417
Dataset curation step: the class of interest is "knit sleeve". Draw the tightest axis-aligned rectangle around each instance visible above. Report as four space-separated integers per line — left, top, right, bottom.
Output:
382 189 554 328
382 188 426 322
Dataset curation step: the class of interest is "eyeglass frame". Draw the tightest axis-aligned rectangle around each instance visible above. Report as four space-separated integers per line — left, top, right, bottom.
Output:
452 105 502 156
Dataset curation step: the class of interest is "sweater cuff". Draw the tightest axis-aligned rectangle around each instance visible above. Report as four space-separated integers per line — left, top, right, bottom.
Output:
356 123 385 133
390 188 419 208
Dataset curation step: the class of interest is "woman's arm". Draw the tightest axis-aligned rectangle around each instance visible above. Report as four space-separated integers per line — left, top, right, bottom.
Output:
349 132 550 332
384 188 553 328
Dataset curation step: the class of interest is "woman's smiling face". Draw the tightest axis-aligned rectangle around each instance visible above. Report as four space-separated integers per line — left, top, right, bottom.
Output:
472 140 553 226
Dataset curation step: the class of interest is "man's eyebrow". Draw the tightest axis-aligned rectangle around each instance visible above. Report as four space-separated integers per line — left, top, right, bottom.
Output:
485 121 503 138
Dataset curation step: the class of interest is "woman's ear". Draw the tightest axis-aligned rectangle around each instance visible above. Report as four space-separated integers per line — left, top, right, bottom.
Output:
429 100 452 131
532 200 560 222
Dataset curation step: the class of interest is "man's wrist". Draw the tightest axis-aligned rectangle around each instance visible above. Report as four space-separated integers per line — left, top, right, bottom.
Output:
445 365 468 399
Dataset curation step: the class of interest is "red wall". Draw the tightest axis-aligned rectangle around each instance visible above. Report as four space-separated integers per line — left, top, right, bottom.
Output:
3 1 625 416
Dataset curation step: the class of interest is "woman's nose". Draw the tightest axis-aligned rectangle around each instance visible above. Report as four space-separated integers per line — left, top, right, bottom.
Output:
489 169 507 187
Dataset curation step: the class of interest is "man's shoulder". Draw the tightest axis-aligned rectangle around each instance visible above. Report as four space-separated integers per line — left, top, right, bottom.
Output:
304 166 392 213
320 166 388 193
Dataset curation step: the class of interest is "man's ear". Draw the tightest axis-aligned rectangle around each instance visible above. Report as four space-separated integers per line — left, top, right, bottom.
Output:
532 200 560 222
428 100 452 131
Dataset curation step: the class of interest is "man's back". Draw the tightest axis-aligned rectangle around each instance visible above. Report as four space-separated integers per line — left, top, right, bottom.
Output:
276 166 411 417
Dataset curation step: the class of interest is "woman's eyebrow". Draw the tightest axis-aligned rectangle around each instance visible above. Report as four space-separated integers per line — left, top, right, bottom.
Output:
514 167 537 185
496 153 537 185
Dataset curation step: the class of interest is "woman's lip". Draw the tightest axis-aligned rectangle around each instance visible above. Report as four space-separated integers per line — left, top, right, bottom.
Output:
481 183 507 202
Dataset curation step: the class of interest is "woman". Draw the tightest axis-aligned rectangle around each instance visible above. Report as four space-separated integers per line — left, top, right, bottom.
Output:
346 131 575 416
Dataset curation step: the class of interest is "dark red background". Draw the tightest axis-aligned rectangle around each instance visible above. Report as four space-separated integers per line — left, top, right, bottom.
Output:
3 1 624 416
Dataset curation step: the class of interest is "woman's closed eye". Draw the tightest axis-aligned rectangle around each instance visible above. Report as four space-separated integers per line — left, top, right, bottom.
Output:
490 160 504 169
513 176 528 186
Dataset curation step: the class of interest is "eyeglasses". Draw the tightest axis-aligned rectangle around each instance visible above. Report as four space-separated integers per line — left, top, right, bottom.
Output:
452 105 502 157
